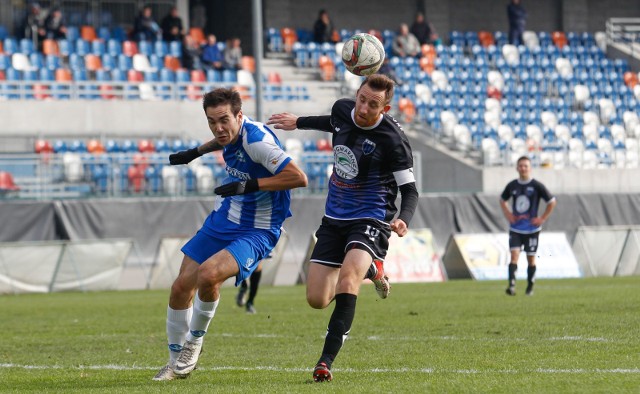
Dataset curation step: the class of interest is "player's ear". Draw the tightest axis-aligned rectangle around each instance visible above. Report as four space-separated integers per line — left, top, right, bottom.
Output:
383 104 391 113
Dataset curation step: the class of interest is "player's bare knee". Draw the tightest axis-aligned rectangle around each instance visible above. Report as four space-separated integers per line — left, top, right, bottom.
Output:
306 293 329 309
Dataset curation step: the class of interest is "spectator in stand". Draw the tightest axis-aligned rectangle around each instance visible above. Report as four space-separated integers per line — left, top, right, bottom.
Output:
507 0 527 46
223 38 242 70
17 2 46 43
377 57 402 86
133 5 160 41
190 0 207 32
410 11 437 45
202 34 224 71
43 7 67 40
182 35 203 70
312 9 336 44
161 6 184 42
392 23 420 57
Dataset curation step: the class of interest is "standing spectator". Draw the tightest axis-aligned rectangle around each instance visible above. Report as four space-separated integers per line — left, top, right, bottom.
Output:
410 11 437 46
190 0 207 31
201 34 224 71
181 35 203 70
132 5 160 41
507 0 527 46
392 23 420 57
17 2 46 43
312 9 336 44
223 38 242 70
160 6 184 42
500 156 556 296
43 7 67 40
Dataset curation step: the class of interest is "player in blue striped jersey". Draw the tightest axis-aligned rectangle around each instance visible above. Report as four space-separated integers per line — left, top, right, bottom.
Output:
500 156 556 296
268 74 419 382
153 88 307 381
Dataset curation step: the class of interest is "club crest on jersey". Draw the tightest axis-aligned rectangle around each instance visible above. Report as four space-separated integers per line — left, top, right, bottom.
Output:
235 150 246 162
362 139 376 155
333 145 358 179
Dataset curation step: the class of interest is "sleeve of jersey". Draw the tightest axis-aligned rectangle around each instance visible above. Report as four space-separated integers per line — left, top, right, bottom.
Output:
296 115 332 132
246 134 291 175
500 183 511 201
538 182 555 202
391 136 415 186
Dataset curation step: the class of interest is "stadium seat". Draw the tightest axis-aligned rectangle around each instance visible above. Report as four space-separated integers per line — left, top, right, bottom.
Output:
132 54 156 72
123 41 138 57
85 54 102 71
138 40 153 57
189 27 206 45
169 41 182 58
11 53 34 72
0 171 20 192
42 39 59 56
75 39 91 56
164 55 181 71
81 25 97 41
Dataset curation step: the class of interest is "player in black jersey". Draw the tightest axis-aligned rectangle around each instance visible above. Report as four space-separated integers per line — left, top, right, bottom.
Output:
500 156 556 296
268 74 419 382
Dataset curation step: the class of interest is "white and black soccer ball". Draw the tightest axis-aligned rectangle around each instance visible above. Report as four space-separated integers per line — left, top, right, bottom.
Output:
341 33 385 76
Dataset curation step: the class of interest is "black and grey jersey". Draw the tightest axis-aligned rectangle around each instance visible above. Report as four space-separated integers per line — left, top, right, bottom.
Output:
500 178 554 233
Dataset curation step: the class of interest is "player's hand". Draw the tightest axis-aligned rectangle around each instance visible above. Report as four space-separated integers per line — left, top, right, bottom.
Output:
214 179 259 197
506 213 517 224
267 113 298 131
390 219 408 237
531 217 544 226
169 148 201 165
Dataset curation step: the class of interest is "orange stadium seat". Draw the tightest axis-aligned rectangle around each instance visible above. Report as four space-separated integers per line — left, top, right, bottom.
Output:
191 69 205 82
398 98 416 123
127 69 143 82
85 54 102 71
0 40 3 54
318 55 335 81
478 31 494 47
552 31 567 48
33 83 50 100
122 41 138 56
189 28 206 45
0 70 5 81
87 139 105 154
419 56 435 74
241 56 255 73
624 71 638 88
0 172 20 192
280 27 297 52
34 139 54 153
127 165 144 193
137 139 155 153
164 55 181 71
367 29 383 43
55 68 72 81
81 26 97 41
187 84 202 100
42 39 59 56
267 72 282 84
99 84 114 100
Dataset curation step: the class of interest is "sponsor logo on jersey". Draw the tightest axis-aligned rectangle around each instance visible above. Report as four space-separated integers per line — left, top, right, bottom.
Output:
515 195 530 213
362 139 376 155
226 165 250 180
333 145 358 179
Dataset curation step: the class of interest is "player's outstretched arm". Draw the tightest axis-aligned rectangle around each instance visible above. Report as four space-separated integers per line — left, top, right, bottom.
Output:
214 161 308 197
268 112 333 133
168 139 223 165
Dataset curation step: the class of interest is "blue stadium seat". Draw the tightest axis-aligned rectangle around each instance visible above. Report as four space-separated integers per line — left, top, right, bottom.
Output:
0 54 7 70
29 52 43 69
19 38 34 55
45 54 60 70
75 39 90 56
66 26 80 42
107 39 122 56
58 39 74 56
117 54 132 70
3 38 18 55
39 68 54 81
111 27 127 42
154 41 168 57
105 140 120 153
68 53 85 70
92 40 105 55
222 69 237 83
0 25 7 40
69 139 87 152
111 68 126 82
96 69 110 81
206 69 222 82
100 54 115 70
138 40 153 56
169 41 182 58
98 27 111 41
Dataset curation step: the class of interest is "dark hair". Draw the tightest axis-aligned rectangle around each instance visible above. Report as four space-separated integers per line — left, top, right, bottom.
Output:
359 74 395 105
517 155 530 164
202 88 242 115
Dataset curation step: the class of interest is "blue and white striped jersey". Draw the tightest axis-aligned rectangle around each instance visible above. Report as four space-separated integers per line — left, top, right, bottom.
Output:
201 117 292 238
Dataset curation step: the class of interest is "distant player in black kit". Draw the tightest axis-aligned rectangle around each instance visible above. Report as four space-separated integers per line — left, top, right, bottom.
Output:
268 74 418 382
500 156 556 296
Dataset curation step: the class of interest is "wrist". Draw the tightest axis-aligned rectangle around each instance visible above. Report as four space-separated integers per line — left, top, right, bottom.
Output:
189 147 203 159
245 178 259 193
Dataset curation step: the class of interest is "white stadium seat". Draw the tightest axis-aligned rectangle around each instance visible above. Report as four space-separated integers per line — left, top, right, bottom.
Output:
522 31 539 49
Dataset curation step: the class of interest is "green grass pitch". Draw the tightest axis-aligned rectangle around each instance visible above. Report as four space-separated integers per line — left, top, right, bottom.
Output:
1 277 639 393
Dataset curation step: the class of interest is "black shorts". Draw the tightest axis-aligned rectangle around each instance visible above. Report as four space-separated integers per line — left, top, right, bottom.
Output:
310 216 391 268
509 231 539 255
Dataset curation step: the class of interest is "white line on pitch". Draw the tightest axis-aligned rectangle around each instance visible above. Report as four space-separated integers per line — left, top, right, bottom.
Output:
1 364 638 374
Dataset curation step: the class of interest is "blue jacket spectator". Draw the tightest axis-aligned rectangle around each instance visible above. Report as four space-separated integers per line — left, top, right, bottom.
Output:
201 34 224 70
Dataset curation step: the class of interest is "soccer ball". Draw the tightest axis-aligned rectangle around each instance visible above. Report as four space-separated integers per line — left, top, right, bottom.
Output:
341 33 385 76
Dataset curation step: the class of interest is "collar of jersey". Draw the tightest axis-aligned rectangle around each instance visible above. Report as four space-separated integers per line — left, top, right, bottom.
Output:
350 109 383 130
517 177 533 184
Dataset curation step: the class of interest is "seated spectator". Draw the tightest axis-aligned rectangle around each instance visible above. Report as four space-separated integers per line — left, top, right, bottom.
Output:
410 11 438 45
312 9 336 44
377 57 402 85
201 34 224 71
392 23 420 57
132 5 160 41
181 35 203 70
17 2 46 43
160 6 184 42
223 37 242 70
44 7 67 40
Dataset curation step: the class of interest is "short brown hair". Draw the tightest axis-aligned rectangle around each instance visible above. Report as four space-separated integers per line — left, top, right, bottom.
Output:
202 88 242 115
517 155 531 164
359 74 395 105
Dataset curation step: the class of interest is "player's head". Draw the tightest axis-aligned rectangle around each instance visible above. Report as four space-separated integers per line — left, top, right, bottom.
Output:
354 74 394 128
202 88 243 146
516 155 531 179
